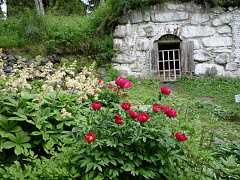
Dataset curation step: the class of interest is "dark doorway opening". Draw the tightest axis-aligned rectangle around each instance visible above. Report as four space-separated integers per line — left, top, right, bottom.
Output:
157 34 181 81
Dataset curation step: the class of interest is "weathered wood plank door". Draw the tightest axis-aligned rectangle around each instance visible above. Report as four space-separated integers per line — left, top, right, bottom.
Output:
180 41 194 76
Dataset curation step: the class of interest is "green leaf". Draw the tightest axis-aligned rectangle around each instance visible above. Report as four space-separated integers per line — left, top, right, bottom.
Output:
3 141 16 149
86 163 94 173
109 159 117 166
56 122 64 129
14 146 22 155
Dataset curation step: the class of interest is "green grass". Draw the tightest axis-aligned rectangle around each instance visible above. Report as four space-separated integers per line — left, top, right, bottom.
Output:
124 76 240 142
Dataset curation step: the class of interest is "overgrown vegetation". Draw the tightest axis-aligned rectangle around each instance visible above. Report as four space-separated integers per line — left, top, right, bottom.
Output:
0 57 239 179
1 0 240 67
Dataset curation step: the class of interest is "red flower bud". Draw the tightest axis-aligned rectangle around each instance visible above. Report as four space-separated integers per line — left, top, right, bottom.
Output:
115 114 120 118
108 85 113 88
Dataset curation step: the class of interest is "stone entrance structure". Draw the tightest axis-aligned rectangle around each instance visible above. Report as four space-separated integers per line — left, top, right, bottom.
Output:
112 1 240 80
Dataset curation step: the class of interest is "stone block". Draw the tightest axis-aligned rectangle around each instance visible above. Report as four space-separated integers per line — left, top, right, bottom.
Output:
152 12 188 22
119 14 129 24
226 63 237 71
190 13 210 25
215 53 229 64
113 39 123 51
194 51 212 62
195 64 224 76
136 38 150 51
212 19 223 26
117 70 129 79
182 26 215 38
218 25 231 34
131 10 143 23
166 3 185 10
113 25 132 38
202 37 232 47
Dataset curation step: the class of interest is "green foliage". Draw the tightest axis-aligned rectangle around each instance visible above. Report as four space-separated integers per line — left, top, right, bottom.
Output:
177 75 240 121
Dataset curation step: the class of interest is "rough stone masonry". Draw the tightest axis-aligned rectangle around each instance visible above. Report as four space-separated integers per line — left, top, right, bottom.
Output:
112 1 240 79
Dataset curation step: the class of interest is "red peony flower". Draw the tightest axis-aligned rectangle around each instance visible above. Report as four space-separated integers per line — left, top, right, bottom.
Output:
115 118 123 124
165 108 177 118
108 85 113 88
115 77 124 85
121 102 131 110
161 86 171 95
98 79 102 83
94 90 97 94
91 102 102 110
137 112 150 122
153 106 159 113
115 114 120 118
153 103 161 108
174 132 188 141
115 77 132 88
84 133 96 143
129 110 139 119
160 105 169 113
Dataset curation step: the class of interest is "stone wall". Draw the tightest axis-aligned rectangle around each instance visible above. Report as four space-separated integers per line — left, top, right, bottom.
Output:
112 1 240 79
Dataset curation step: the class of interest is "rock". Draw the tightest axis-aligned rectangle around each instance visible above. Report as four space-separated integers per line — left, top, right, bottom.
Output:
41 58 48 64
21 58 27 62
4 66 12 73
190 13 210 25
68 56 75 62
195 64 224 76
8 56 16 61
202 37 232 47
117 70 129 79
218 25 231 34
15 55 20 60
36 55 42 64
61 58 69 63
152 12 188 22
194 51 212 62
226 63 237 71
136 38 150 51
182 26 215 38
8 61 16 67
215 53 229 64
113 25 132 38
98 68 107 79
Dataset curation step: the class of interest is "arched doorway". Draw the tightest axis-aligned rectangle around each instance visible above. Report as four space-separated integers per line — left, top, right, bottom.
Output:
157 34 181 81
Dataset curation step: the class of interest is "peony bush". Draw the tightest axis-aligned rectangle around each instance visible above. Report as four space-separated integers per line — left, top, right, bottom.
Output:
1 58 227 179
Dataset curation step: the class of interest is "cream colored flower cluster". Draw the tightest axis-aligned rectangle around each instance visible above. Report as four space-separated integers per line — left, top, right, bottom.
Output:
60 108 72 119
1 52 102 107
64 61 101 102
2 56 32 94
0 48 6 80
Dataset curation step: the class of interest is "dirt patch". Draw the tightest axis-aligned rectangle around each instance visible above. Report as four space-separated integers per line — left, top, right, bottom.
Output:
195 96 215 103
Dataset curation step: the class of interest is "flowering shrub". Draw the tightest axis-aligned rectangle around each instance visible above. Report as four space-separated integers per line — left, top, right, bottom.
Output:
1 59 228 179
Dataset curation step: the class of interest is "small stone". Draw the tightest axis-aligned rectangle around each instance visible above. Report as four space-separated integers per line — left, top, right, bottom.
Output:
68 56 75 62
4 66 12 73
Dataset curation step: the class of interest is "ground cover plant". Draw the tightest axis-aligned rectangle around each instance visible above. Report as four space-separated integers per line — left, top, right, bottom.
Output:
0 54 239 179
